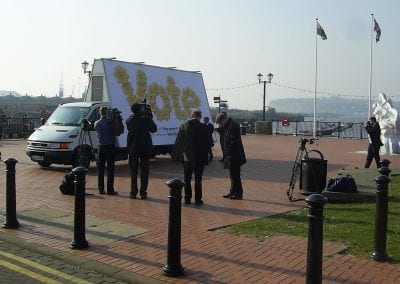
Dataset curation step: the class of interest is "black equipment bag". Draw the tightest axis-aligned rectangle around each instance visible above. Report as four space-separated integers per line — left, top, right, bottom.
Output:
327 174 358 193
59 171 75 195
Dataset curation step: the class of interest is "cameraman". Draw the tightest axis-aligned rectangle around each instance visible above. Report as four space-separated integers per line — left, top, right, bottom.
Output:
364 116 383 168
94 106 118 195
126 103 157 199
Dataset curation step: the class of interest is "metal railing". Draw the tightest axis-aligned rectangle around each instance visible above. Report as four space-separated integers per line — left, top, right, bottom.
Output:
237 120 367 139
272 121 366 139
0 117 367 140
0 116 42 139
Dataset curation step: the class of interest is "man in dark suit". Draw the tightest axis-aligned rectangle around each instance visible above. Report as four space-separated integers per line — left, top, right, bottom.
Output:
203 116 215 161
94 106 118 195
126 103 157 199
364 116 383 168
216 112 246 199
216 111 227 162
173 109 209 206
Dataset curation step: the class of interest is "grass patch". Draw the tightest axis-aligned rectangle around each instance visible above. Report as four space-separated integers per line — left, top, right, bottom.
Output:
226 175 400 263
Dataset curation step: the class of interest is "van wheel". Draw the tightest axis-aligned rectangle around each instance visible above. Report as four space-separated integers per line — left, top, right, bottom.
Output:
38 162 51 168
72 149 91 169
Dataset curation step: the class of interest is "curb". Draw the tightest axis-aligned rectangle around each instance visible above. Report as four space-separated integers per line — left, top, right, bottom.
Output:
0 231 166 284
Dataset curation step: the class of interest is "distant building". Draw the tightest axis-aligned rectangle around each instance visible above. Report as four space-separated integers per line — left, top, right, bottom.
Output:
0 90 20 97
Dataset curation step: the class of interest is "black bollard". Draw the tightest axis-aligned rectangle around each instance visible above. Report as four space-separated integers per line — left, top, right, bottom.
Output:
305 194 328 284
163 178 185 277
70 166 89 249
371 175 391 262
379 159 391 177
3 158 20 229
381 159 391 168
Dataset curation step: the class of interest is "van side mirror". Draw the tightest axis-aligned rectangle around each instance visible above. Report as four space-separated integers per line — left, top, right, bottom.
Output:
40 118 46 125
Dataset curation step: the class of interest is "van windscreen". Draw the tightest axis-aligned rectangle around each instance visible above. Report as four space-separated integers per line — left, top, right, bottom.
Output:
47 106 91 126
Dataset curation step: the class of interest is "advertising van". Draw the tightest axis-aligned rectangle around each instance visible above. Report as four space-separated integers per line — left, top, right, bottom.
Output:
26 58 212 168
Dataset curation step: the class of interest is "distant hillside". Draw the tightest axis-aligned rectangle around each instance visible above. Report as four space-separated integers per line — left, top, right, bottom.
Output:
0 94 82 118
270 97 400 122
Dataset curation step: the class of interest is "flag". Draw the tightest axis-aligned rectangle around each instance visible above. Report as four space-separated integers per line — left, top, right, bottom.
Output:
317 22 327 40
374 18 381 42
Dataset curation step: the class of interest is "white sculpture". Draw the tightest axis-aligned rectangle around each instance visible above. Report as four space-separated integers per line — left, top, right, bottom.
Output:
372 92 400 154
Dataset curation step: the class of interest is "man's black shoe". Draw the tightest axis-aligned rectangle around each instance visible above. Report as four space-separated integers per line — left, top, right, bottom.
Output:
99 190 105 195
223 193 232 198
129 194 137 199
195 200 203 206
140 194 147 200
184 199 191 204
107 191 118 196
230 195 243 200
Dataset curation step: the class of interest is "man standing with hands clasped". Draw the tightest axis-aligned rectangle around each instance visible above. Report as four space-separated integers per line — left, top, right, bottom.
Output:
126 103 157 199
172 109 209 206
216 112 246 200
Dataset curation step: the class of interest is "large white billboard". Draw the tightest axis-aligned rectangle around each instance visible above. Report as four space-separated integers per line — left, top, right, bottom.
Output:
102 59 211 147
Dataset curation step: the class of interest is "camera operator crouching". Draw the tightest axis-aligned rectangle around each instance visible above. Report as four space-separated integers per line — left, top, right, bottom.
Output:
94 106 123 195
126 103 157 199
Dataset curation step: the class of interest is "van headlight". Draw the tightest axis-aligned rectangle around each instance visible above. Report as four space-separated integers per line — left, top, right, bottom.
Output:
48 143 70 149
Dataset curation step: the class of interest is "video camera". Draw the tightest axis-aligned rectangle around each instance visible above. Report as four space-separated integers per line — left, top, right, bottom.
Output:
81 118 93 131
106 107 123 122
134 103 153 119
299 137 316 147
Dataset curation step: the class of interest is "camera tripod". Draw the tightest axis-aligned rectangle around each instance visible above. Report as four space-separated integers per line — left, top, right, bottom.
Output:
287 138 321 201
73 122 94 169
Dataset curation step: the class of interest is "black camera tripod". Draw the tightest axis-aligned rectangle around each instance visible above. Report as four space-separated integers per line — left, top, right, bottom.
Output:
287 138 321 201
73 119 94 169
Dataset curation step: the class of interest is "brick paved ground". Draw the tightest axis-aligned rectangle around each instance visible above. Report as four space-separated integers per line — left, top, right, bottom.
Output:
0 136 399 283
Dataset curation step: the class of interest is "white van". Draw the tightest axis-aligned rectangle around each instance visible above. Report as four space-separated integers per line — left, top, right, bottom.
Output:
26 58 212 168
26 101 112 168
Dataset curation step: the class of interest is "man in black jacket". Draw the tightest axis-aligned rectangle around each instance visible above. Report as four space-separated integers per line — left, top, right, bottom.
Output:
364 116 383 168
216 112 246 199
173 109 209 205
126 103 157 199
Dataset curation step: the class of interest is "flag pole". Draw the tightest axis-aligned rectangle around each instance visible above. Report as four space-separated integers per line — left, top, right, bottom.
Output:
313 18 318 138
368 13 374 119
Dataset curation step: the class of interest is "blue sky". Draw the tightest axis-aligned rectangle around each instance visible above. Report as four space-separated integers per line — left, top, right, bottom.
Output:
1 0 399 110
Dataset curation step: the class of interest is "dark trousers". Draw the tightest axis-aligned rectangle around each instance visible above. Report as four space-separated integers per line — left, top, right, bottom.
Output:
229 164 243 197
129 154 150 196
97 144 115 193
183 161 205 202
365 144 381 168
208 146 213 160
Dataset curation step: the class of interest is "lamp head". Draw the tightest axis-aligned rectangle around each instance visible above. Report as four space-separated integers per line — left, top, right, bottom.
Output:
267 73 273 83
257 73 263 83
81 61 89 73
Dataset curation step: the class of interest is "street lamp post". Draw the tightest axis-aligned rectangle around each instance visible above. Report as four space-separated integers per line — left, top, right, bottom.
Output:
257 73 273 121
81 61 91 100
213 96 228 114
81 61 91 77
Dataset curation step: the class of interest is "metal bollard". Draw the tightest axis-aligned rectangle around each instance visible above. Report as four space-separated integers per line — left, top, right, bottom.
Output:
163 178 185 276
70 166 89 249
379 159 391 177
371 175 390 262
305 194 328 284
3 158 20 229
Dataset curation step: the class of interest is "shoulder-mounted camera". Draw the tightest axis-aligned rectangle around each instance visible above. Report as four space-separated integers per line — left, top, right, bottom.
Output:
106 107 123 122
133 103 153 119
